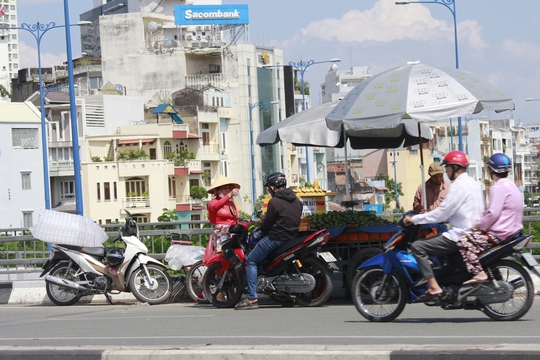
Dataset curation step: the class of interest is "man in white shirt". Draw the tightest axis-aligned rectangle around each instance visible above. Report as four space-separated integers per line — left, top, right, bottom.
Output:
403 150 484 302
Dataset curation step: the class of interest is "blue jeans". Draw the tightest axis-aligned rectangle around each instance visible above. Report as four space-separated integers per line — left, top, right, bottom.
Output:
245 235 282 299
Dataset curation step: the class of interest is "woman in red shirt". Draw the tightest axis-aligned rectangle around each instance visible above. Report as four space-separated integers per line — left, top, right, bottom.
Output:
207 175 240 253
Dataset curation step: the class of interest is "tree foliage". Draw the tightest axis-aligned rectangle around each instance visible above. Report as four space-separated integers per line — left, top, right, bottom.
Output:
379 172 403 212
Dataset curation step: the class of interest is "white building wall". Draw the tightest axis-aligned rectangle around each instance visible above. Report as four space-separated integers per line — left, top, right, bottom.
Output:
0 102 44 229
0 0 19 97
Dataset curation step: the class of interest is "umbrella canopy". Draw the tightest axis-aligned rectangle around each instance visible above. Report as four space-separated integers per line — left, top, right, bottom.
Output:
326 61 514 132
256 101 433 149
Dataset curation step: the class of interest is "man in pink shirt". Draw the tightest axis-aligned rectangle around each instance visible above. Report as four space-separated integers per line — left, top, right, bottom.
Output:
458 153 523 285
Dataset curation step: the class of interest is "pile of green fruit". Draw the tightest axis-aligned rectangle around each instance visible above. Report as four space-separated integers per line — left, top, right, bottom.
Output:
305 210 392 230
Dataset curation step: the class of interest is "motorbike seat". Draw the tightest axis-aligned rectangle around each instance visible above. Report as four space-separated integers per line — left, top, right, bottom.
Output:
266 232 315 261
60 244 106 257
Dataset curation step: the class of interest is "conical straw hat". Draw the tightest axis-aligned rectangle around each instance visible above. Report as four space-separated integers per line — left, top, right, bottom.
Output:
207 175 241 193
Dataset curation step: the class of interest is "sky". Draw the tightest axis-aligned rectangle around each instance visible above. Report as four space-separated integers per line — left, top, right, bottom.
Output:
15 0 540 125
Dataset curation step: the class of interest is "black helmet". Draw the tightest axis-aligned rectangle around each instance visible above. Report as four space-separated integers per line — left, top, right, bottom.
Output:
106 248 124 265
264 172 287 188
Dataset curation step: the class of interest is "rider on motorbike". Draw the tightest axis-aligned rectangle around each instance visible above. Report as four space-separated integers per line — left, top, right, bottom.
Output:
403 151 484 302
234 172 303 310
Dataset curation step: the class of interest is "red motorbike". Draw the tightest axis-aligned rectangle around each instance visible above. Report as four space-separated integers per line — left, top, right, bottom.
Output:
202 220 336 308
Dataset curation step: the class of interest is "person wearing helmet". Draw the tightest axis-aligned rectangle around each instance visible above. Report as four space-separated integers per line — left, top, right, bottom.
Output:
234 172 303 310
403 150 484 302
457 153 523 285
413 161 451 213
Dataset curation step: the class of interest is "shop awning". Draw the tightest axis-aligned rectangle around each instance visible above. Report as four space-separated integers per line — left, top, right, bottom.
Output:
118 138 156 145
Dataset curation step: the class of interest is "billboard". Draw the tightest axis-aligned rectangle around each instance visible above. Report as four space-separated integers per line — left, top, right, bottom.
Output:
174 5 249 26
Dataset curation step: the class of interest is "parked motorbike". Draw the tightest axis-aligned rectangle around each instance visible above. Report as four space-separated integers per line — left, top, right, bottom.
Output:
40 210 172 306
202 219 336 308
351 211 540 322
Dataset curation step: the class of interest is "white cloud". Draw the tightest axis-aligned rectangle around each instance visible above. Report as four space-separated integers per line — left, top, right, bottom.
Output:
287 0 486 50
18 41 68 69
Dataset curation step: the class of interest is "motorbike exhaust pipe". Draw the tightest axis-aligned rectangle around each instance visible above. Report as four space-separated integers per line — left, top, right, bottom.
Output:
44 275 89 291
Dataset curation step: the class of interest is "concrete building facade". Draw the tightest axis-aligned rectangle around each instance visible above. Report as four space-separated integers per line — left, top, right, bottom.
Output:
0 0 19 99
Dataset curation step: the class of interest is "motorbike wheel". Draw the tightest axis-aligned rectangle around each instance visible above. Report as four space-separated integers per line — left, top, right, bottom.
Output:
202 262 243 308
45 262 82 306
351 266 407 322
129 264 172 304
346 247 383 290
186 260 210 304
482 260 535 321
294 256 333 307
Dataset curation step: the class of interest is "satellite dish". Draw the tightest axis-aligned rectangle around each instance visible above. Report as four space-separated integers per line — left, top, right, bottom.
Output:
317 162 325 172
161 39 178 49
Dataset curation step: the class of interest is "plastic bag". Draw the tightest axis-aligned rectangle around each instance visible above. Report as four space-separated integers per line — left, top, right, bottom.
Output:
165 244 204 270
30 209 108 247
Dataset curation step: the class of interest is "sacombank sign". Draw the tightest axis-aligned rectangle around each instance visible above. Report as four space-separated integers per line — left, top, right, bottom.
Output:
174 5 249 26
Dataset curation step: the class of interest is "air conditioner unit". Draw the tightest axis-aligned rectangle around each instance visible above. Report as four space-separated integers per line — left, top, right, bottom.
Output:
55 70 68 78
196 26 202 31
204 26 211 31
90 89 100 95
196 35 202 40
186 34 193 40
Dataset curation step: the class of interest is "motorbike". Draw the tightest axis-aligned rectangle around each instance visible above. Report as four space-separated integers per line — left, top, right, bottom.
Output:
202 219 337 308
40 210 172 306
351 211 540 322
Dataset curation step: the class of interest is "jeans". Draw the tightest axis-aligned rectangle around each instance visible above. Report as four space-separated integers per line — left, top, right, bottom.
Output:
245 235 282 299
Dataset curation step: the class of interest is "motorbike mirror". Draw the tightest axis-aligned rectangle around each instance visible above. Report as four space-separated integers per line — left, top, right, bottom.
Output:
254 202 263 212
123 209 133 218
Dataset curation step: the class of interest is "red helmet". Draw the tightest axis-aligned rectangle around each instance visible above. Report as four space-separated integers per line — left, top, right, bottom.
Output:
442 150 469 167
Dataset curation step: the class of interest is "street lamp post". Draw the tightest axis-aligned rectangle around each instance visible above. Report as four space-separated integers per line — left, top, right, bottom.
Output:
63 0 85 216
7 19 91 212
248 101 278 207
288 58 341 182
395 1 464 151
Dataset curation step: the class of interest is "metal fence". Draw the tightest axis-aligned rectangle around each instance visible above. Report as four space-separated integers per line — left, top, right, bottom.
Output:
1 214 539 276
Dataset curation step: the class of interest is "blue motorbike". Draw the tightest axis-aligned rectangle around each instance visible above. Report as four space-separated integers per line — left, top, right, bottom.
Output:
351 211 540 322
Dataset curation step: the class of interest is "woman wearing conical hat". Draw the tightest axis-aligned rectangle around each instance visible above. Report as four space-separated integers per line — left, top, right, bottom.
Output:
205 175 240 255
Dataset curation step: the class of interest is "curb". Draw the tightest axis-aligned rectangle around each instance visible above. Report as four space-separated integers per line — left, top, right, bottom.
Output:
0 276 194 305
1 345 540 360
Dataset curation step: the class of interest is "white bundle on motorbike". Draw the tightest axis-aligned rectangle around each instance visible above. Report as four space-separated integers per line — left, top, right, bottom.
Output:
30 209 108 247
165 244 204 270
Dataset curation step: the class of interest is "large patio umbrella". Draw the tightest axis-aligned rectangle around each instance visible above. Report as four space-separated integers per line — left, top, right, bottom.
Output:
256 100 433 203
325 61 514 209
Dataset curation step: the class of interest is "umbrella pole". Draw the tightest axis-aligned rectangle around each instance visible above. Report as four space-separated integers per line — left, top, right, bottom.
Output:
418 123 427 211
344 132 350 201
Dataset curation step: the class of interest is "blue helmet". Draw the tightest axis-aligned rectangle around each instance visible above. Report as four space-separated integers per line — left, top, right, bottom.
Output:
487 153 512 173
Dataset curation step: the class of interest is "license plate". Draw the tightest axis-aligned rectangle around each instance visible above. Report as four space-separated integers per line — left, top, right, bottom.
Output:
318 251 337 263
521 252 539 266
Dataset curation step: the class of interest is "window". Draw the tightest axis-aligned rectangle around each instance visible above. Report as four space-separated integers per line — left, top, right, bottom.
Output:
104 182 111 200
113 182 118 200
168 176 176 198
61 181 75 200
23 212 33 228
21 172 31 190
12 128 38 149
164 141 172 158
209 64 220 74
190 214 201 229
126 177 146 197
189 179 199 188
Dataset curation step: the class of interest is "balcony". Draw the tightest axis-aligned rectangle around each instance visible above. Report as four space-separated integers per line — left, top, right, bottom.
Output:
173 159 202 175
175 195 205 212
197 143 220 161
185 73 225 90
122 196 150 209
50 160 75 176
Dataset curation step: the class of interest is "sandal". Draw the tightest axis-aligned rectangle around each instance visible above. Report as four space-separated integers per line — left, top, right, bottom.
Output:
462 278 489 286
234 298 259 310
414 290 445 303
